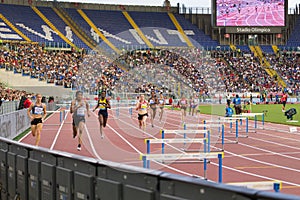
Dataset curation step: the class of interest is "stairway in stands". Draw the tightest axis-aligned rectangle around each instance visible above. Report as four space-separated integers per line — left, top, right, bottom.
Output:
52 6 96 50
249 45 286 88
31 6 78 50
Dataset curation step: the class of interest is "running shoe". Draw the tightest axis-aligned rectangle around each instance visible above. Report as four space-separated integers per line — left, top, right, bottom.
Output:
77 144 81 151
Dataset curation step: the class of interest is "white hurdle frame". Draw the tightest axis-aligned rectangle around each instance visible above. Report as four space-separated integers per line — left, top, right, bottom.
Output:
204 117 248 143
160 129 210 152
183 123 225 151
140 152 224 182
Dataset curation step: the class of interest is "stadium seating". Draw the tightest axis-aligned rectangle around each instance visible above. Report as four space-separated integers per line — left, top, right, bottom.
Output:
260 45 274 55
286 15 300 48
173 14 219 48
36 6 89 49
128 11 187 47
0 4 65 45
235 45 251 53
66 9 135 49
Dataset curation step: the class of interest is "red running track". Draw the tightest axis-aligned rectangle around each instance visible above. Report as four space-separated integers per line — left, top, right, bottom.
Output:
20 108 300 196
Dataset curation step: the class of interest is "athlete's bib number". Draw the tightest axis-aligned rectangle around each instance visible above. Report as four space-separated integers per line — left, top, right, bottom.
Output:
34 107 43 115
141 104 147 110
100 104 106 110
77 107 85 116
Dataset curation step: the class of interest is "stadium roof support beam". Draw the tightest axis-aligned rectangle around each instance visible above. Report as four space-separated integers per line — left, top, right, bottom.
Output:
122 11 154 49
168 13 193 47
77 9 121 54
0 14 31 42
31 6 78 50
52 7 96 50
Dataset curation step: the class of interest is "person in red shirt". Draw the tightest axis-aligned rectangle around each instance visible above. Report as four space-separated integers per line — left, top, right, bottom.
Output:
281 91 288 112
24 96 32 109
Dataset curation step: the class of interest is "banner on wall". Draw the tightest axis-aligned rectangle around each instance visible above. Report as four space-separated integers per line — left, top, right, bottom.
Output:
0 109 30 139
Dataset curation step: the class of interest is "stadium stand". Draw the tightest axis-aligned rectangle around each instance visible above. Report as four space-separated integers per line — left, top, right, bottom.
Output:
286 15 300 47
173 13 219 48
37 6 89 49
0 4 66 46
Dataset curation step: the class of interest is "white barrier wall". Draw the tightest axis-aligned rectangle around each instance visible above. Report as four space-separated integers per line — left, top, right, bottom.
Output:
0 109 30 139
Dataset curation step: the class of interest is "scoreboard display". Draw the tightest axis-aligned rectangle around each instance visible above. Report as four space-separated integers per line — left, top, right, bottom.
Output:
215 0 286 27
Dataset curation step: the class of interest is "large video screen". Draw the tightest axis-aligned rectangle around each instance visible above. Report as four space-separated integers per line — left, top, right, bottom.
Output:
216 0 286 27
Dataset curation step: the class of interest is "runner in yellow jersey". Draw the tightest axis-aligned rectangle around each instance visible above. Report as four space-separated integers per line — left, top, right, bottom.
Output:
93 90 111 138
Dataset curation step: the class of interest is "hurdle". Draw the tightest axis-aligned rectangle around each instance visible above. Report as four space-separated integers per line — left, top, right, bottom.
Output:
59 110 67 122
233 113 265 131
160 129 210 152
145 138 208 155
228 180 281 192
145 138 208 169
204 117 248 143
219 117 249 138
44 110 68 124
183 123 225 151
106 106 134 119
140 152 224 182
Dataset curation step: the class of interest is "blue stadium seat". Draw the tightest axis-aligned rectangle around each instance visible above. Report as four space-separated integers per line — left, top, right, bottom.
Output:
37 6 89 49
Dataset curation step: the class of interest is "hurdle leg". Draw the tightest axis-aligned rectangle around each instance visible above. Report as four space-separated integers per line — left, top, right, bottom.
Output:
221 125 225 151
142 156 148 168
60 111 63 122
246 118 249 134
116 108 119 119
183 133 187 150
161 130 165 154
129 107 133 118
218 153 223 183
207 131 211 152
235 120 239 143
203 139 207 180
274 182 280 192
146 140 151 167
255 115 257 129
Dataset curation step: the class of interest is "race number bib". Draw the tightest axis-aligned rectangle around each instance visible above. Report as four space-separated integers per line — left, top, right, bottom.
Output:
141 104 147 110
99 104 106 110
34 107 43 115
77 107 85 116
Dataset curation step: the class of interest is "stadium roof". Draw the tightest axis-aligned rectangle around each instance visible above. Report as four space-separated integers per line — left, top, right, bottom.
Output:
50 0 298 9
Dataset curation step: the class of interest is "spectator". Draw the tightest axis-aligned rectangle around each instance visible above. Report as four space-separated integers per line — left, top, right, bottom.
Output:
23 96 32 109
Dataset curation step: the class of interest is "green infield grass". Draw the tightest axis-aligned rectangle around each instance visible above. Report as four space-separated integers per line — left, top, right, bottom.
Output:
198 103 300 126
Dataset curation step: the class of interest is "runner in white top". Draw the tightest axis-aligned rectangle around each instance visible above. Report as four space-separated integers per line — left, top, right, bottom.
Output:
70 91 90 151
179 94 188 123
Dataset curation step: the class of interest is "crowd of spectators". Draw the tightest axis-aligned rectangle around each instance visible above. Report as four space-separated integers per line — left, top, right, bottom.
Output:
0 82 32 103
1 42 300 101
266 53 300 96
222 54 281 93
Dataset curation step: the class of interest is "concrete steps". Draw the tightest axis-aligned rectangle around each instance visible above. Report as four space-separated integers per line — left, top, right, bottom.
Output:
0 68 73 97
